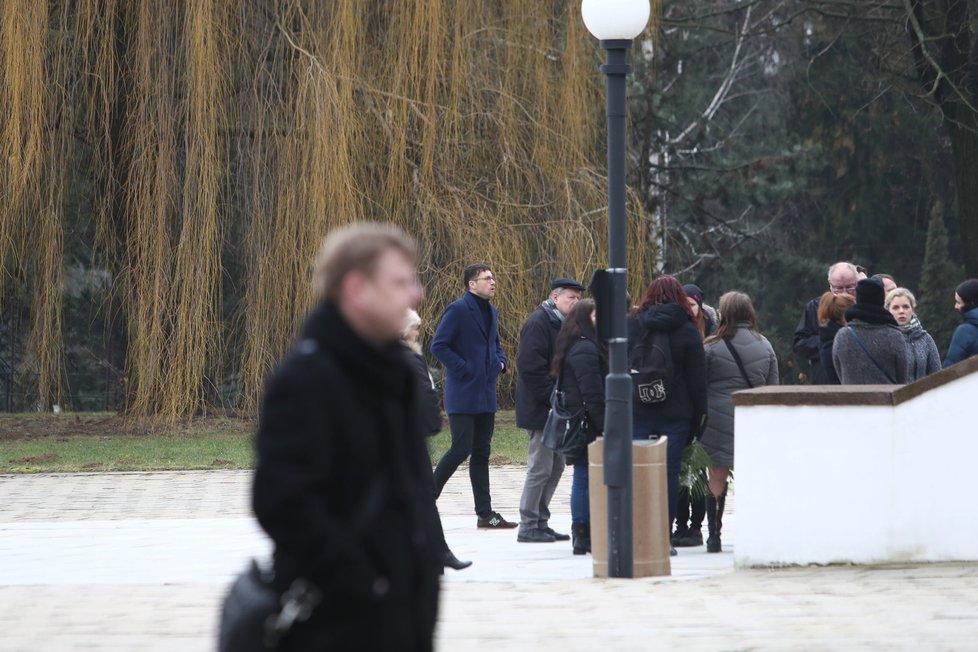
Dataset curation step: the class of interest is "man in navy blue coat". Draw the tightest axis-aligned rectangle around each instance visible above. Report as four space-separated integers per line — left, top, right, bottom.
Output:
431 264 515 528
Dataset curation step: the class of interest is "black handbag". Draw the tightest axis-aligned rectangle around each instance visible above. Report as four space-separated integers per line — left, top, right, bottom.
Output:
541 378 588 464
219 474 386 650
218 559 323 651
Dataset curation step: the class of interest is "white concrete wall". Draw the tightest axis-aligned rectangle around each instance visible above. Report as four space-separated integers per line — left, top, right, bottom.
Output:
734 371 978 567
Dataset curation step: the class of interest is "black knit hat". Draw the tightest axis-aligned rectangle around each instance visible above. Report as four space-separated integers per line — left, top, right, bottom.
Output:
550 278 585 292
956 278 978 309
856 278 885 307
683 284 704 307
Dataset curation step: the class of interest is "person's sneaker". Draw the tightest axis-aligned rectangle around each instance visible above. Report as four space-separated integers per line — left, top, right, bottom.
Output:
543 526 570 542
477 511 518 529
670 546 678 557
675 528 703 547
517 528 556 543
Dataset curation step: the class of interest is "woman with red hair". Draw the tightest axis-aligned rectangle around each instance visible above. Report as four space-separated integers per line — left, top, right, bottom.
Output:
627 276 708 553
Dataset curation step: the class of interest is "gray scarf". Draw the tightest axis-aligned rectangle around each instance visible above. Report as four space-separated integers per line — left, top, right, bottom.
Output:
898 314 923 335
542 298 565 323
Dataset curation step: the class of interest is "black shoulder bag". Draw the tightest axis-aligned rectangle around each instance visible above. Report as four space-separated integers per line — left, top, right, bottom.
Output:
723 338 754 388
541 367 589 464
218 476 387 651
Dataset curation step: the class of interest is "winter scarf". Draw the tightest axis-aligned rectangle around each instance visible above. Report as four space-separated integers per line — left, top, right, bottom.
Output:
541 298 565 323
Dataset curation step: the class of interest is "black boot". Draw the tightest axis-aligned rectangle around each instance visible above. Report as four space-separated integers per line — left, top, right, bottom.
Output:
706 489 726 553
717 487 727 552
443 549 472 571
572 522 590 555
706 495 722 553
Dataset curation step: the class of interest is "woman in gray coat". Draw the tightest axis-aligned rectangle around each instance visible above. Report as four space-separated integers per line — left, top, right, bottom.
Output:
832 278 909 385
885 288 940 382
701 292 779 552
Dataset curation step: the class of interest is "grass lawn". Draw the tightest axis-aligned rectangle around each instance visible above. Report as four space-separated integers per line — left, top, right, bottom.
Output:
0 411 528 473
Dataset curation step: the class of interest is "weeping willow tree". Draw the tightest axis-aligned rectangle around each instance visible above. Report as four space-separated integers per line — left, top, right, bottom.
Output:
0 0 657 419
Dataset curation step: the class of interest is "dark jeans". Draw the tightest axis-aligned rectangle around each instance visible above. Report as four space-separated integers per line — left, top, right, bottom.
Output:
632 413 691 525
571 462 590 524
675 488 706 532
432 413 494 518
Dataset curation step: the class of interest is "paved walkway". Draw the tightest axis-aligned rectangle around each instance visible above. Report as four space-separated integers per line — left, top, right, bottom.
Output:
1 468 977 650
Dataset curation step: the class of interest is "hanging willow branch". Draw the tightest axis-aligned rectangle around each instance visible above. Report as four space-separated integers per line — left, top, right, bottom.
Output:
0 0 658 420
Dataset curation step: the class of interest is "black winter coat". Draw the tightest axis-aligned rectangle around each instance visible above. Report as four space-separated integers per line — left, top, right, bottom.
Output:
558 337 606 445
515 305 563 430
407 349 443 437
627 304 708 433
818 320 843 385
793 296 830 384
253 303 440 651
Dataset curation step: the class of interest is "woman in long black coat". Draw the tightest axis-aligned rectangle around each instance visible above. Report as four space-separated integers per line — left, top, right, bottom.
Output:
402 309 471 571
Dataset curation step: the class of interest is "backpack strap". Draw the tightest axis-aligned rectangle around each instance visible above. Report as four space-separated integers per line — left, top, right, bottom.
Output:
722 338 754 388
845 326 897 384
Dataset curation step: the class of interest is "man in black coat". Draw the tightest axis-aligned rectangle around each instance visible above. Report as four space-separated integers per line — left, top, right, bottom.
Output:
252 224 441 651
515 278 584 543
793 261 858 384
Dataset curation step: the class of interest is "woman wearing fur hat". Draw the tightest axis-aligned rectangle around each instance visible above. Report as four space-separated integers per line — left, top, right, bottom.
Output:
832 278 909 384
943 279 978 368
885 288 940 382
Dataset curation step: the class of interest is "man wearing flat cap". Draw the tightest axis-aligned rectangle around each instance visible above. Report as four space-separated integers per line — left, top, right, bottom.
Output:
515 278 584 543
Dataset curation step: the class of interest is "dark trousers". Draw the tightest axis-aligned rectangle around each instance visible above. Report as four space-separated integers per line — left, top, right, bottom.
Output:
432 413 494 518
675 488 706 532
632 413 691 525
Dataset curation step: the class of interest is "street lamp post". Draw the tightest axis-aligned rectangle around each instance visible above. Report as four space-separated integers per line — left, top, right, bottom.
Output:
582 0 650 579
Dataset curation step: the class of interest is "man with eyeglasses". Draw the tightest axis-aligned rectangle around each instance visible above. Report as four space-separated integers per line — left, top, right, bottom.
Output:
793 261 859 384
431 264 517 529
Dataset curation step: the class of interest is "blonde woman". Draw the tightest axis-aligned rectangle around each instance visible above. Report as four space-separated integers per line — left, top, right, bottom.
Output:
402 309 472 572
885 288 940 382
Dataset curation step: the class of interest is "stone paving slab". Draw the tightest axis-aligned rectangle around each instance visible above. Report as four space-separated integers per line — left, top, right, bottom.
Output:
1 467 977 651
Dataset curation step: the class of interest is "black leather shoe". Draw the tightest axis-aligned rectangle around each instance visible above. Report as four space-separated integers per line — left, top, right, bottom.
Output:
517 528 556 543
443 550 473 571
544 527 570 542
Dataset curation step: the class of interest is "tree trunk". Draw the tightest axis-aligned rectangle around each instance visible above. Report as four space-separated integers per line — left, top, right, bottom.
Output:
947 116 978 278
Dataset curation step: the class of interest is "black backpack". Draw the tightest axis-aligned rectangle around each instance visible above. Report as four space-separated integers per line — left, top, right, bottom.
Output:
628 329 675 405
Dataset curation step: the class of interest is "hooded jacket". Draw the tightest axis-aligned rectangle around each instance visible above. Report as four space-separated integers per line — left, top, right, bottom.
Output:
627 303 707 430
944 306 978 368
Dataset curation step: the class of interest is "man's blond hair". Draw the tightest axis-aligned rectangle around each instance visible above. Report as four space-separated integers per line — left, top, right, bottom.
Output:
312 222 417 304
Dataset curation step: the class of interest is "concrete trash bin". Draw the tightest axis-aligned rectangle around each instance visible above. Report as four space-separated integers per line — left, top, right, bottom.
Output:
588 437 671 578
